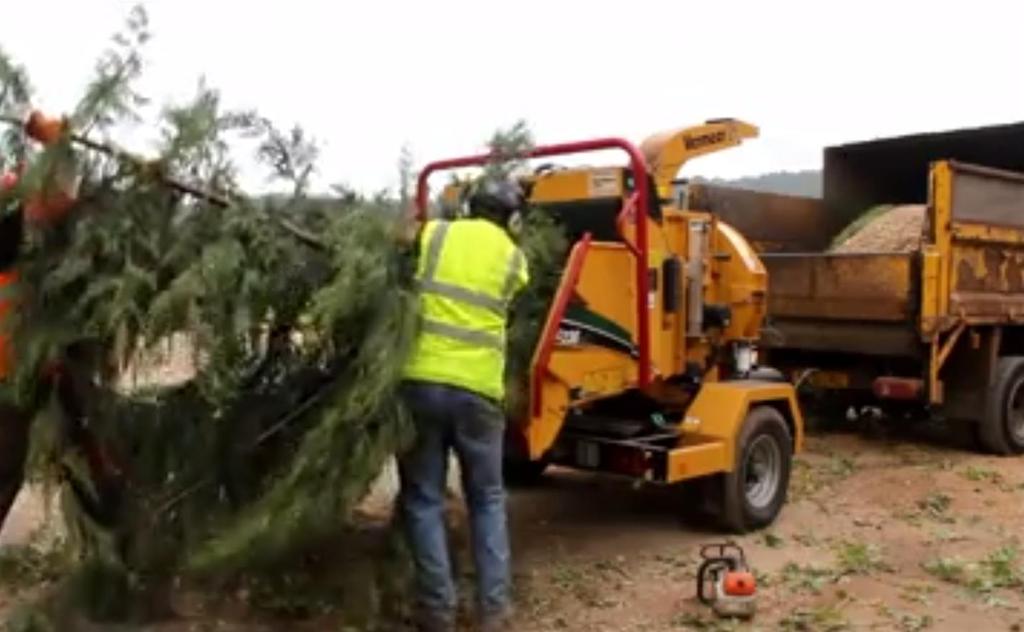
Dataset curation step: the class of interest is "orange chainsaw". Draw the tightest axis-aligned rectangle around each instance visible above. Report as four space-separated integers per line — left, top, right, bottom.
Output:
696 542 758 619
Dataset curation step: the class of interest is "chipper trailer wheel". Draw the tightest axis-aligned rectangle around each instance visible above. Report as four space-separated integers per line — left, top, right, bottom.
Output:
978 356 1024 456
721 406 793 533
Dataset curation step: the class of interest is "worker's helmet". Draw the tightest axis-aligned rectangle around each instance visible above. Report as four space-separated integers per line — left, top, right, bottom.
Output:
467 176 526 236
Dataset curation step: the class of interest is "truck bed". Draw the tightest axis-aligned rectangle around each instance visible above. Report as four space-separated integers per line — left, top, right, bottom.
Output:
691 156 1024 362
760 162 1024 357
762 252 921 357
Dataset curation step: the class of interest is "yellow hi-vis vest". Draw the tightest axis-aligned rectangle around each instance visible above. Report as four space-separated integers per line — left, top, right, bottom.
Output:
403 218 529 401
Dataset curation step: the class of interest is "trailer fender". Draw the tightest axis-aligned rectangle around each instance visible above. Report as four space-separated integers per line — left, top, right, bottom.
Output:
684 381 804 471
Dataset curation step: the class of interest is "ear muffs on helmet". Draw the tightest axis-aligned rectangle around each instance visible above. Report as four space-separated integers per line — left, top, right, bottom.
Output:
505 209 524 238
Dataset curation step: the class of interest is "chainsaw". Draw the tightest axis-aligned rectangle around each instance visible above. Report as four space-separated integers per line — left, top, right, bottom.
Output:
696 542 757 619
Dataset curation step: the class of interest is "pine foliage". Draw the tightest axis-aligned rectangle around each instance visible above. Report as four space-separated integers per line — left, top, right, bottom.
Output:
0 45 32 165
1 6 420 578
0 4 569 615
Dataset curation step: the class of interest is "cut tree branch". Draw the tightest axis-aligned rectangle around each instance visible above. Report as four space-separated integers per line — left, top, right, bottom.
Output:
0 113 327 251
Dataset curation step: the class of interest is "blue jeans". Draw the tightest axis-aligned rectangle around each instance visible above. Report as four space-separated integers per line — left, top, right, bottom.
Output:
398 380 510 618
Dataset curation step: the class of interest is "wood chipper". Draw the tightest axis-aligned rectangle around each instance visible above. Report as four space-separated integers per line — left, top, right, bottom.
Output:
415 120 804 531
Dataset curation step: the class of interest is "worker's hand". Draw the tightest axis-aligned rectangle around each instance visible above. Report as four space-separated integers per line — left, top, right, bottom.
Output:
22 155 80 227
24 111 67 146
21 111 79 226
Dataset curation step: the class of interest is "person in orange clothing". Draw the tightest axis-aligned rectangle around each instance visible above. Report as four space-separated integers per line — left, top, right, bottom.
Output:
0 164 123 533
0 169 33 529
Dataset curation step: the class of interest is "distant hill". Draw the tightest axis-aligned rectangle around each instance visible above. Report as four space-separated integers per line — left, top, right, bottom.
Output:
707 170 823 198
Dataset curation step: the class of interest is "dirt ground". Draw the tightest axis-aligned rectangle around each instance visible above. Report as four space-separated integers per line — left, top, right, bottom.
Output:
2 422 1024 631
506 425 1024 632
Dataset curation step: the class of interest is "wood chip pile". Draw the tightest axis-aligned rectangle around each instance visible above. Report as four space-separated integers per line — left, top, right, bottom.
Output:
830 204 927 253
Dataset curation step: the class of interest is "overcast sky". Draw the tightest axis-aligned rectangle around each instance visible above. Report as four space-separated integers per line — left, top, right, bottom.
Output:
1 0 1021 193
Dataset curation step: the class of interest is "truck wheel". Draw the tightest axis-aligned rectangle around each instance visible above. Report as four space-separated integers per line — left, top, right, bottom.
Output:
503 457 549 487
978 356 1024 455
721 406 793 532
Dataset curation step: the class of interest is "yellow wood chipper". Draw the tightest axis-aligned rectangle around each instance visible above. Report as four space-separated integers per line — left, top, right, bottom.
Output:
415 120 804 531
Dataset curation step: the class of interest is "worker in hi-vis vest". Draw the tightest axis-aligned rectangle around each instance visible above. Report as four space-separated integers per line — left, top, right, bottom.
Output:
399 176 530 632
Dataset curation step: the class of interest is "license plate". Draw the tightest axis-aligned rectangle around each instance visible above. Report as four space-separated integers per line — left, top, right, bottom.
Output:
575 441 600 468
809 370 850 389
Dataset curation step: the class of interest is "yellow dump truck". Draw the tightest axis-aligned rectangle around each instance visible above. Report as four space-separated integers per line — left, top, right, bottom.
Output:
687 122 1024 455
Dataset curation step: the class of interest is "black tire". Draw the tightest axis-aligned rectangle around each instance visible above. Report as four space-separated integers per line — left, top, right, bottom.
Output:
503 457 549 487
720 406 793 532
978 356 1024 456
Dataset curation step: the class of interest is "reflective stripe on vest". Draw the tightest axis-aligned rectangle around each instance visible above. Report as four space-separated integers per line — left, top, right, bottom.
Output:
416 220 521 344
420 318 502 350
403 219 528 400
501 249 526 298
